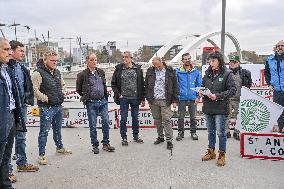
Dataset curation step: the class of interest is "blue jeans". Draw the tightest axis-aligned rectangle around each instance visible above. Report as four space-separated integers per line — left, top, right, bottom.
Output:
38 105 64 156
0 111 15 189
15 106 27 166
86 99 110 147
205 114 228 152
119 98 140 139
9 107 28 173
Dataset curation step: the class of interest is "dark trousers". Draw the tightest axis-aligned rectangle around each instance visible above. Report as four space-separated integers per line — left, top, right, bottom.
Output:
178 100 197 133
273 91 284 133
119 98 140 139
0 112 16 189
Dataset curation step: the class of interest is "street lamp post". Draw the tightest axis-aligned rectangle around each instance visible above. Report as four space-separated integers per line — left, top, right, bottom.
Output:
61 37 74 65
0 23 6 38
9 21 21 40
221 0 226 54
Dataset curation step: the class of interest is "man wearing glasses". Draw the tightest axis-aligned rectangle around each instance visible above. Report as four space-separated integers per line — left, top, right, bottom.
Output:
176 53 202 141
226 55 252 140
111 51 145 146
265 40 284 134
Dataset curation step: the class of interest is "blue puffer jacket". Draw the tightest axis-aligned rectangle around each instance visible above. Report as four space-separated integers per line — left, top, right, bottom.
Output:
265 55 284 92
176 66 202 100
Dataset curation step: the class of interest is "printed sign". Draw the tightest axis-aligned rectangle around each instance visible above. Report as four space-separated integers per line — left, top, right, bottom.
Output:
26 106 117 128
64 86 114 103
241 133 284 161
115 109 234 129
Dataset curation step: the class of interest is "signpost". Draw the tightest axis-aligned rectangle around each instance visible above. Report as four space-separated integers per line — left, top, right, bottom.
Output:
241 133 284 161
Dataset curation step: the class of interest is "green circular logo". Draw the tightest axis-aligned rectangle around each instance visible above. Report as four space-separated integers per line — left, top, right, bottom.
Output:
240 99 270 132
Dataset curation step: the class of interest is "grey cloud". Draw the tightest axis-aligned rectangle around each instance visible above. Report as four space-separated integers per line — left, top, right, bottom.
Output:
0 0 283 54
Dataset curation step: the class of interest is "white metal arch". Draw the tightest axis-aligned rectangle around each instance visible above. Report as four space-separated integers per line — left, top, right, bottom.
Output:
170 31 242 63
147 33 225 64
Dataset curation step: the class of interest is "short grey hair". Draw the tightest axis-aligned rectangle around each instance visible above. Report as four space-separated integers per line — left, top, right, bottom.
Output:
124 51 132 58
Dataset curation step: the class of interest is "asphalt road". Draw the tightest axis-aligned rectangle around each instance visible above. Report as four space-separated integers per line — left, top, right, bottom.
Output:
12 128 283 189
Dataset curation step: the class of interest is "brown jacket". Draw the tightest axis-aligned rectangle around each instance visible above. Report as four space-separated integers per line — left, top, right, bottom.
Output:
76 68 108 104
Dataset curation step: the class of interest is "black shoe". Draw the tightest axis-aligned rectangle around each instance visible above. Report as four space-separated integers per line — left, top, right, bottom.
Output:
122 139 128 146
154 137 165 145
233 132 240 140
191 133 198 140
133 137 144 143
227 132 232 138
167 141 173 150
176 132 184 141
92 146 99 154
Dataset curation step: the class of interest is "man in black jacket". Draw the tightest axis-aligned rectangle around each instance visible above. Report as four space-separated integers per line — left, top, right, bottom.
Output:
145 57 179 150
200 51 236 166
8 41 38 180
111 51 145 146
76 53 115 154
0 37 26 189
226 55 252 140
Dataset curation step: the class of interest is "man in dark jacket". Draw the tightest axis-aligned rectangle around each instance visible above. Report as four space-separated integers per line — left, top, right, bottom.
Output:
264 40 284 134
226 55 252 140
111 51 145 146
76 53 115 154
7 41 38 179
32 50 72 165
200 51 236 167
145 57 179 150
0 37 26 189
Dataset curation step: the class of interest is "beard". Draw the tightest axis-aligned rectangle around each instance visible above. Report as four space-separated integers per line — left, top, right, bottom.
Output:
276 48 284 56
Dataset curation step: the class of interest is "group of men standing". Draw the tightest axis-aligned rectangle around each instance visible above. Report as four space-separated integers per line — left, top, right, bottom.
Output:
0 38 72 189
0 37 283 188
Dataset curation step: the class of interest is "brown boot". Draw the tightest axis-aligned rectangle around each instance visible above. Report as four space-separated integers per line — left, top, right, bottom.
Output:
202 148 216 161
217 150 226 166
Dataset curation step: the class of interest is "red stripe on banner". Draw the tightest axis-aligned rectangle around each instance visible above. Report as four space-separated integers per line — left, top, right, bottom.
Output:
242 154 284 161
241 132 284 161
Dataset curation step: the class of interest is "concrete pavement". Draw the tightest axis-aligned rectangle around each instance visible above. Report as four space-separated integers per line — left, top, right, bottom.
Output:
12 128 283 189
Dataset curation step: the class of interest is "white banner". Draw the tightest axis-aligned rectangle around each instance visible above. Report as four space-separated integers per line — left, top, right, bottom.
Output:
64 86 114 103
235 87 284 133
116 109 233 129
241 133 284 160
26 107 117 128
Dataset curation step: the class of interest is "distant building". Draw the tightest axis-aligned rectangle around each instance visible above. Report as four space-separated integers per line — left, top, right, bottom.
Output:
73 46 94 65
97 41 116 55
27 38 59 62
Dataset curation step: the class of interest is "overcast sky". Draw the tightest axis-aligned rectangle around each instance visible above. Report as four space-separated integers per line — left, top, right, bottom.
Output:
0 0 283 55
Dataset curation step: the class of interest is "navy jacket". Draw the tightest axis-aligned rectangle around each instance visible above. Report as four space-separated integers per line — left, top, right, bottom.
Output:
0 61 26 143
8 59 34 106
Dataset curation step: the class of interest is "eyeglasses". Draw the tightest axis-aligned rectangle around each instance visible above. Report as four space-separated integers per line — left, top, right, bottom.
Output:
276 45 284 48
123 56 130 58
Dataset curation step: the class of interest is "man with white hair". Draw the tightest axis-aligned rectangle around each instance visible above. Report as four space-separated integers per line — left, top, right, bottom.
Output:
265 40 284 133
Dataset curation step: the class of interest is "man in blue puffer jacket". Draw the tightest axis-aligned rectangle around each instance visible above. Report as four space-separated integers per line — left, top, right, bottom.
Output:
264 40 284 133
176 53 202 141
